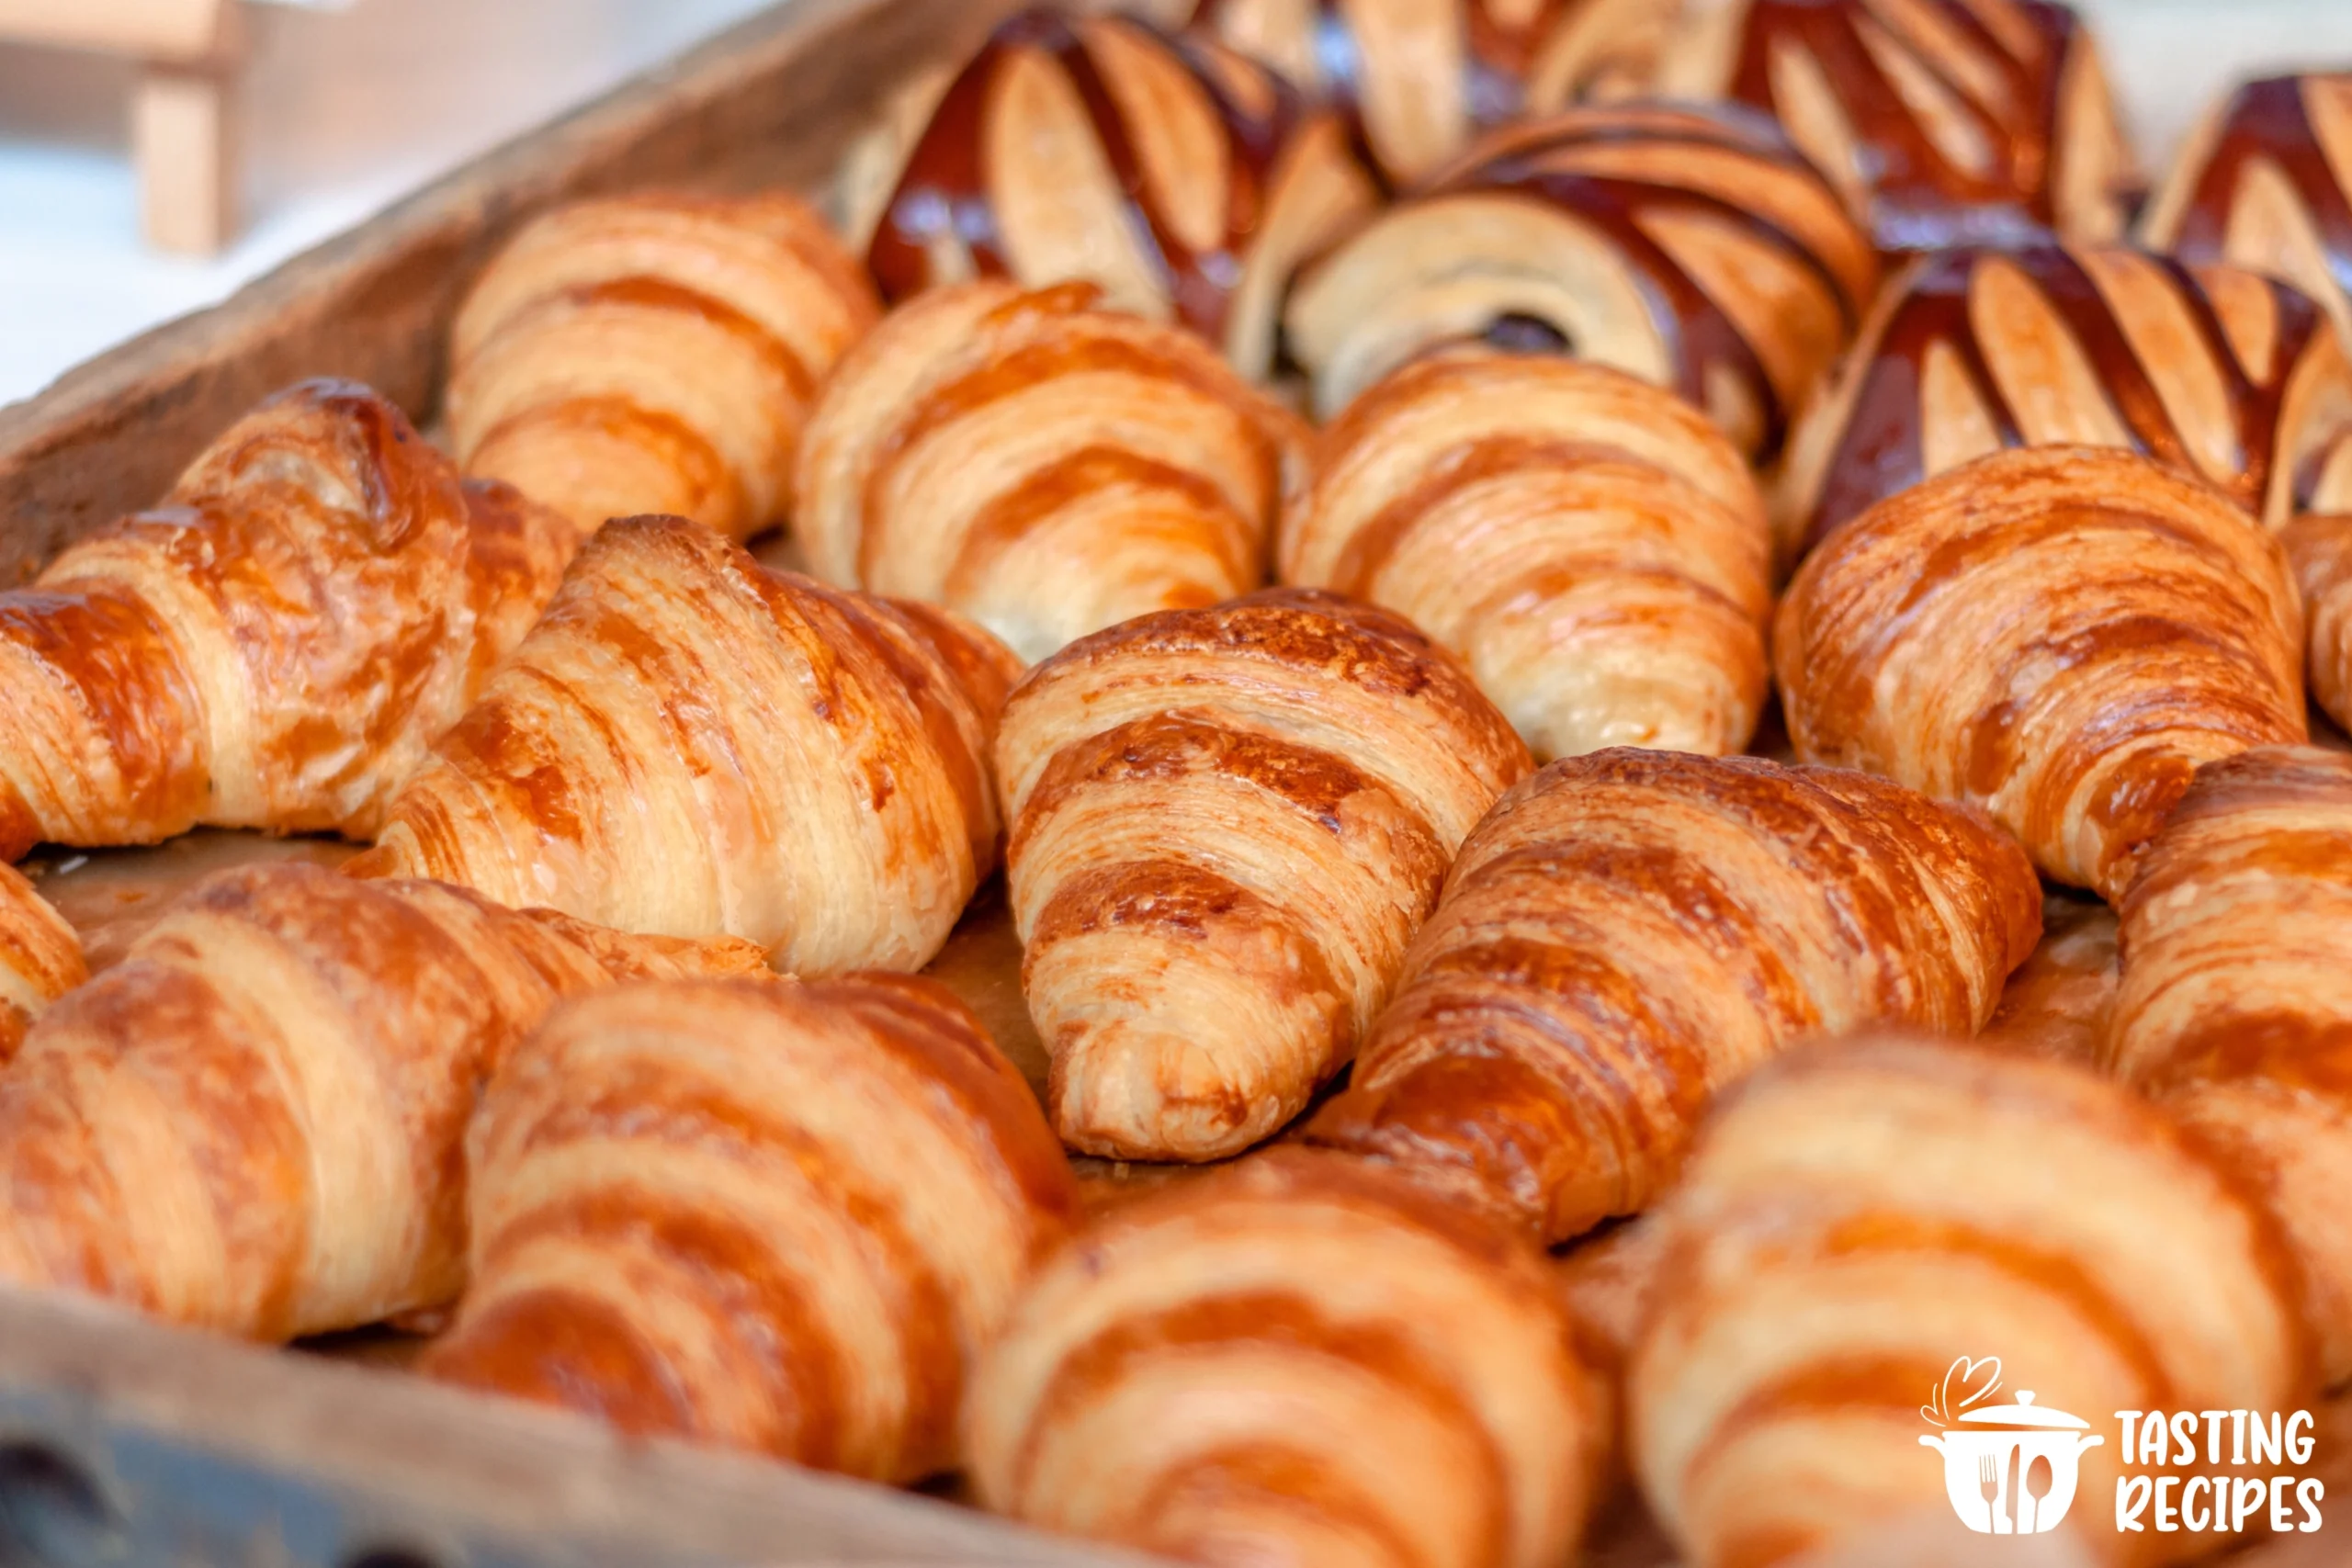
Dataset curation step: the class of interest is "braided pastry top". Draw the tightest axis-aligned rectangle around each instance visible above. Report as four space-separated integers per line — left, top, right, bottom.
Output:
797 281 1304 663
1776 446 2307 901
448 193 879 540
968 1147 1609 1568
0 380 575 859
1778 243 2352 564
1283 104 1877 455
357 515 1018 975
1661 0 2139 253
0 864 83 1063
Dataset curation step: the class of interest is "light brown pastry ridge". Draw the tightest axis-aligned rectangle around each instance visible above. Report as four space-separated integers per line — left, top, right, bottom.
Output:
0 863 85 1062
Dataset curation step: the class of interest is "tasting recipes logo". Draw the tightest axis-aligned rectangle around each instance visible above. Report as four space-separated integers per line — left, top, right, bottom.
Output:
1919 1357 2325 1540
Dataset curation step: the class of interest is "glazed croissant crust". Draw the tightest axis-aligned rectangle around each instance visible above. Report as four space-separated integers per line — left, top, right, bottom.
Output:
423 974 1077 1482
447 193 880 541
1631 1039 2308 1568
356 514 1019 975
1282 350 1771 761
1306 748 2042 1243
0 863 767 1341
796 281 1304 663
967 1148 1609 1568
0 380 576 860
996 589 1532 1162
1776 446 2307 901
0 864 84 1062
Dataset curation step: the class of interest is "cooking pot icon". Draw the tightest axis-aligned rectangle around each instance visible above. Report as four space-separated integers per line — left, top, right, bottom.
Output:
1921 1391 2105 1534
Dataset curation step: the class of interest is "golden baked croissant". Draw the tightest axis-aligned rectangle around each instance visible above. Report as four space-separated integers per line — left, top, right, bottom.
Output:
996 589 1532 1162
2143 74 2352 347
1281 350 1770 760
355 515 1018 975
795 281 1306 663
0 862 768 1342
967 1147 1609 1568
0 379 576 861
847 9 1376 381
1283 104 1878 456
2287 512 2352 735
1776 446 2307 901
447 193 880 541
1630 1038 2309 1567
422 974 1079 1483
1658 0 2138 254
0 863 84 1061
2105 746 2352 1384
1306 749 2042 1243
1777 243 2352 565
1185 0 1680 181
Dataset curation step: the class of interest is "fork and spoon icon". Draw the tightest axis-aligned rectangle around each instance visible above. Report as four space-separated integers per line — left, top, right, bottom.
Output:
1979 1449 2056 1532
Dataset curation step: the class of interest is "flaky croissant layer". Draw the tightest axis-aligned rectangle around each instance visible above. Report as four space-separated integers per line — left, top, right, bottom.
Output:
0 863 84 1062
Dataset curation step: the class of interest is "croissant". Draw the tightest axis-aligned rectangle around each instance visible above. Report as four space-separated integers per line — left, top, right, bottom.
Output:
0 862 767 1341
1776 446 2307 901
1185 0 1679 181
2142 73 2352 347
1975 889 2117 1070
0 379 576 861
1283 105 1878 457
2287 513 2352 735
1629 1038 2310 1567
795 281 1306 663
422 974 1078 1482
1305 749 2041 1243
1658 0 2138 254
996 589 1532 1162
0 864 84 1062
1777 243 2352 565
1281 351 1770 761
2105 746 2352 1385
447 193 879 541
967 1147 1609 1568
355 515 1018 975
846 9 1376 381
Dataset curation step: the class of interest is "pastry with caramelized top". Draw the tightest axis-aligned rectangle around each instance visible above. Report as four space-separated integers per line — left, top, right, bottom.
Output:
996 589 1532 1162
0 379 576 861
0 863 768 1342
1659 0 2138 254
1631 1038 2309 1568
1283 351 1771 760
1776 446 2307 901
1283 104 1877 456
0 863 83 1061
847 8 1375 380
1778 243 2352 566
447 193 879 540
796 281 1305 663
1306 749 2042 1242
356 515 1018 975
968 1148 1609 1568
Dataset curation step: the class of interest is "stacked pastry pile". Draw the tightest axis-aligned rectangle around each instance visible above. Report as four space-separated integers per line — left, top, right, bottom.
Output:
6 5 2352 1566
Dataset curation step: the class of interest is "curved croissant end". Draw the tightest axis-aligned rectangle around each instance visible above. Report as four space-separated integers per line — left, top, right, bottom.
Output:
997 589 1532 1162
447 193 880 541
796 281 1304 664
1282 351 1770 761
0 863 767 1341
0 864 84 1063
1306 750 2041 1243
1659 0 2138 254
850 8 1376 382
2288 514 2352 737
357 515 1017 975
422 975 1077 1483
1283 104 1876 457
2142 73 2352 349
1775 446 2307 902
2107 746 2352 1383
1187 0 1680 182
1776 243 2352 566
0 380 575 860
1631 1038 2310 1568
967 1147 1610 1568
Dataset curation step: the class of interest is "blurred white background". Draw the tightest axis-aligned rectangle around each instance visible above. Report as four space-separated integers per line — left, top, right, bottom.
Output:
0 0 2348 409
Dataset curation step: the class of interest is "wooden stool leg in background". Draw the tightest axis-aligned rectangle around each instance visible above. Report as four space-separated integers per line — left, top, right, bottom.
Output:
135 6 244 254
